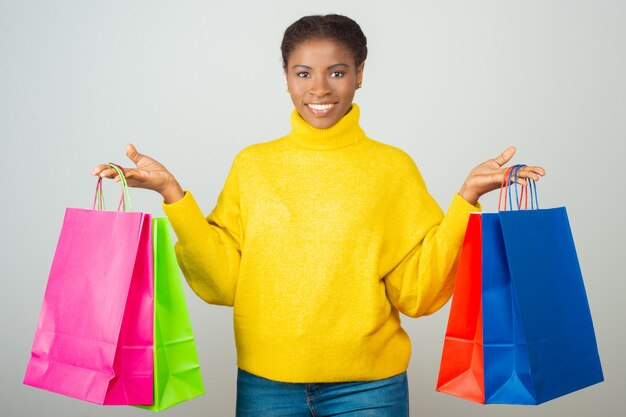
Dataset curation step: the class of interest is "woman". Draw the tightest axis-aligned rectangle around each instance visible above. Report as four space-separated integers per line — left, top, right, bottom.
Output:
94 14 544 417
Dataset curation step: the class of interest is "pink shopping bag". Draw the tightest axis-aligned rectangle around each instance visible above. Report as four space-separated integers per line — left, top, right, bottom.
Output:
24 165 154 405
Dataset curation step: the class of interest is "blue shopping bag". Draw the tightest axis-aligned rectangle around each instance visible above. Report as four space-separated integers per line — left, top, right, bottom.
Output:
482 166 604 404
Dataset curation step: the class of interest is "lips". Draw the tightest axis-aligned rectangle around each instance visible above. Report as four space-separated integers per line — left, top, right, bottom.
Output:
305 102 337 116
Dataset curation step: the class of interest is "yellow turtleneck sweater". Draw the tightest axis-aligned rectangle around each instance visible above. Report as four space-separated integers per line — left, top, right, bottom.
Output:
163 104 478 383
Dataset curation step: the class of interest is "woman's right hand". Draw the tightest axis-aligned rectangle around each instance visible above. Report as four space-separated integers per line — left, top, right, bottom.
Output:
92 144 185 204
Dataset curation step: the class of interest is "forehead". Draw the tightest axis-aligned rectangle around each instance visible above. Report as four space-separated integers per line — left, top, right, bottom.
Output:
288 38 354 67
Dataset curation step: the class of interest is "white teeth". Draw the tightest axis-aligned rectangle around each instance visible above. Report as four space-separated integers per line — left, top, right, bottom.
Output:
308 103 335 111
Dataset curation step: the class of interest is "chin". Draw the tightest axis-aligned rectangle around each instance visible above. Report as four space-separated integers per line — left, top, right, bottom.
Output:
301 111 342 129
309 119 338 129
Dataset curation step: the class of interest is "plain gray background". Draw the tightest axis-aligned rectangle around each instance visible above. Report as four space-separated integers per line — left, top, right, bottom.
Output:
1 0 624 416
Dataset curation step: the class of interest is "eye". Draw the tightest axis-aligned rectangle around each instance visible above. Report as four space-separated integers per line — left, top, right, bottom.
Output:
330 71 345 78
296 71 310 78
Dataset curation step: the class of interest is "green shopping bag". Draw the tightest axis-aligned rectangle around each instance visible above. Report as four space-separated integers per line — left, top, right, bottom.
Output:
139 217 205 411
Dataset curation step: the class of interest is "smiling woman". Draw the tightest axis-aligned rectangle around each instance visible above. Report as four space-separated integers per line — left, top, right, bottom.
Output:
285 38 363 129
93 13 545 417
282 15 366 129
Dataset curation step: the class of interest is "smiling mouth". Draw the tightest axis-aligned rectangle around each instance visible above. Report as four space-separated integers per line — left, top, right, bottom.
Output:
305 103 337 115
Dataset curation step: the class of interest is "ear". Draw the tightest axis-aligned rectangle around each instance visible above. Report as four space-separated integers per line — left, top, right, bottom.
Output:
356 62 365 86
283 65 290 92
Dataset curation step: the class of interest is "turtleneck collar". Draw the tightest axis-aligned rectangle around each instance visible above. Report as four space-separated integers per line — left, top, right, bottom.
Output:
286 103 366 150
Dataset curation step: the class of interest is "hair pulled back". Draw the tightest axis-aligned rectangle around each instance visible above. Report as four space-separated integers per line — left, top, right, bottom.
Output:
281 14 368 68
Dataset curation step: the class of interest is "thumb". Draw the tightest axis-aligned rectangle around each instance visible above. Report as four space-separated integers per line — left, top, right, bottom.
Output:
126 143 142 166
493 146 516 167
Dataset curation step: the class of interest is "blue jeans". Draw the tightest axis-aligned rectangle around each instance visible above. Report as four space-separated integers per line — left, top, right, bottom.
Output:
236 368 409 417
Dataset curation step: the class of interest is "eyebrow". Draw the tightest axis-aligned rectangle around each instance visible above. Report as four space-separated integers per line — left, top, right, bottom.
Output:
291 63 350 70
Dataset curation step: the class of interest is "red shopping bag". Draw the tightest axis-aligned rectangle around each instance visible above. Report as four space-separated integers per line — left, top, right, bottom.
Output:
435 213 484 403
24 165 154 405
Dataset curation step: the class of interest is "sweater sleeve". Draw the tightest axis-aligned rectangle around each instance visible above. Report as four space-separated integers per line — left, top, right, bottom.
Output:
382 158 479 318
162 157 243 306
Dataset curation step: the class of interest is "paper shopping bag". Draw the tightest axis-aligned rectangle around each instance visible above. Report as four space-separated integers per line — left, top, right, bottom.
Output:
492 207 604 404
23 209 154 404
24 165 154 405
481 212 535 404
138 217 205 411
435 213 485 403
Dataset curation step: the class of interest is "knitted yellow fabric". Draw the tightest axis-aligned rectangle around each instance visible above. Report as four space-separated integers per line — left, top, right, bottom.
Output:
163 104 479 383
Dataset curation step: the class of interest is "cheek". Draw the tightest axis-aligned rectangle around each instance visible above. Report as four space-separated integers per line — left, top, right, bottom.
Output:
337 80 357 97
338 73 357 90
286 83 305 106
287 78 305 94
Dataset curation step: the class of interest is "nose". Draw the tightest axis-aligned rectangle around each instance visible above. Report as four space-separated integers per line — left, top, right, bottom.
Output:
309 76 331 98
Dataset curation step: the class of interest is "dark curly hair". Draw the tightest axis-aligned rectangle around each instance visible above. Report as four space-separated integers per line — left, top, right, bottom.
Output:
281 14 368 68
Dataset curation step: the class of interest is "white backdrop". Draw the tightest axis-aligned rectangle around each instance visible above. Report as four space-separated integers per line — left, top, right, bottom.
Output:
1 1 624 416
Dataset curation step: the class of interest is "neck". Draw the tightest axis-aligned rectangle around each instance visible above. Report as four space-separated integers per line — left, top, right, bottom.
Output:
287 103 366 150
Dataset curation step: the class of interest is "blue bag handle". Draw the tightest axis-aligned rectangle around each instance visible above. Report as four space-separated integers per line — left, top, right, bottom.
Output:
499 164 539 211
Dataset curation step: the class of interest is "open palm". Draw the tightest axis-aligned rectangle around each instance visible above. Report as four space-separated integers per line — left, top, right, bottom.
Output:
93 144 183 202
459 146 545 205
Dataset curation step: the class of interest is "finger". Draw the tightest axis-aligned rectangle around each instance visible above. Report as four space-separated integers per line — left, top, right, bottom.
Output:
98 167 120 179
92 164 110 175
120 169 146 187
108 169 143 186
525 170 543 181
121 169 142 185
126 144 143 166
493 146 517 167
528 166 545 177
518 166 545 180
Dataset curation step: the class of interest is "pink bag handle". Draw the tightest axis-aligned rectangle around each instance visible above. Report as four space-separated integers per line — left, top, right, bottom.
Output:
93 163 134 212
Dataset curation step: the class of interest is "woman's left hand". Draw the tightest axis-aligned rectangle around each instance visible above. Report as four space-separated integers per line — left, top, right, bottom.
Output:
459 146 545 206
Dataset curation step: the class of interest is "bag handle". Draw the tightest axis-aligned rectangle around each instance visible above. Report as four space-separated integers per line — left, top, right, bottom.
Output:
498 165 516 211
511 164 539 210
93 163 134 212
498 164 539 211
